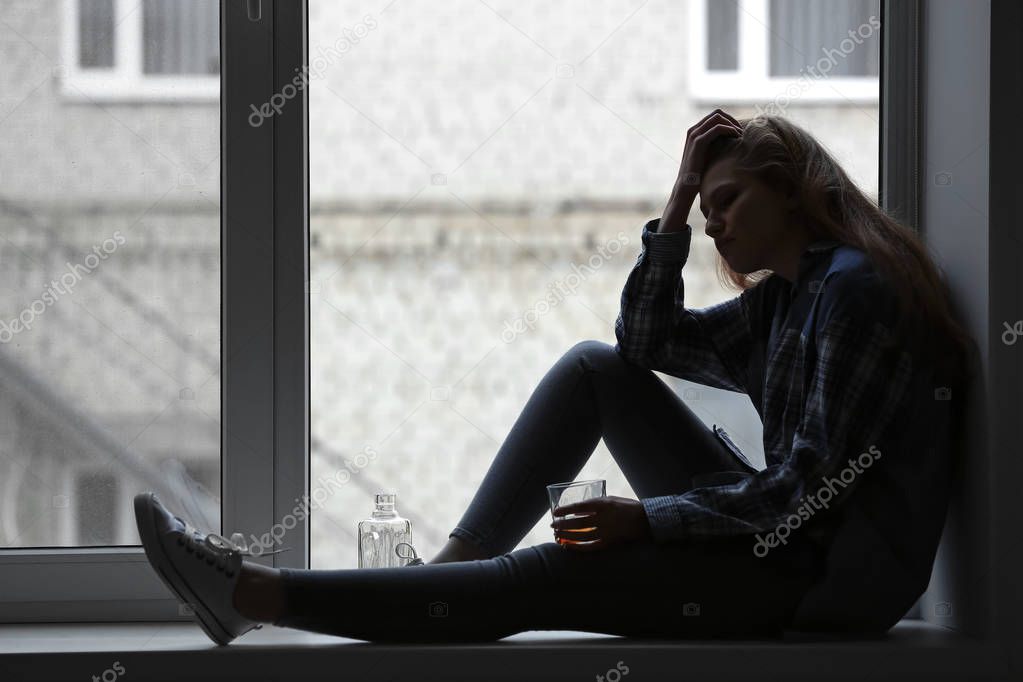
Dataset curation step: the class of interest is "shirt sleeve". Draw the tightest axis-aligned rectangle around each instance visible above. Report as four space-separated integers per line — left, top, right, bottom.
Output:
614 217 765 394
640 272 916 542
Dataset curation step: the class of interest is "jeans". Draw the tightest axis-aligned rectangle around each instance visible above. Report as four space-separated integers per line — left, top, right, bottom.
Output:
275 340 825 642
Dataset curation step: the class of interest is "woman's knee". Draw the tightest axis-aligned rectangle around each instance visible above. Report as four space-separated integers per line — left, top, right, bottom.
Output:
563 339 619 366
562 339 646 379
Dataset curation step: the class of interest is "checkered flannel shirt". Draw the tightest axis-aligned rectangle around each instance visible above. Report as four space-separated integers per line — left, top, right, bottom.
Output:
615 218 916 544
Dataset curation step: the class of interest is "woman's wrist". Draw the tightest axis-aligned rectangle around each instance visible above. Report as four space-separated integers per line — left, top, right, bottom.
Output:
659 184 697 233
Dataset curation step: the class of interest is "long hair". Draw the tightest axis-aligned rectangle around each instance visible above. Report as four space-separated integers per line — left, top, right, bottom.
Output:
705 114 975 390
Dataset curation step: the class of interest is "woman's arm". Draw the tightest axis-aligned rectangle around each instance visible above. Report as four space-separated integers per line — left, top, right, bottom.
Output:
614 108 761 393
640 274 915 543
613 217 764 393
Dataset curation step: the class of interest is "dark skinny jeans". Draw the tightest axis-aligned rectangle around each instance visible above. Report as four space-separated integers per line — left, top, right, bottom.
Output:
275 341 825 642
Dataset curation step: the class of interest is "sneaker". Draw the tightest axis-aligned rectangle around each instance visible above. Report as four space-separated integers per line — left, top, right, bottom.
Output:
134 491 273 645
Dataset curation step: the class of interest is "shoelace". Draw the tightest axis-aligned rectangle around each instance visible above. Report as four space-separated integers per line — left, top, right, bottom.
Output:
176 520 290 576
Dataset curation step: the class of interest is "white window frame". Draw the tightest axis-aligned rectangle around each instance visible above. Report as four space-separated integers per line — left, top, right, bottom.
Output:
688 0 880 104
60 0 219 102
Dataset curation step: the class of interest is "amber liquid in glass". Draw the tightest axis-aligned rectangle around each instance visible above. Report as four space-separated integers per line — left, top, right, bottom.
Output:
556 527 598 545
554 513 597 545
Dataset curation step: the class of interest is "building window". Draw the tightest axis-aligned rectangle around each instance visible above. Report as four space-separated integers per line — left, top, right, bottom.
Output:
62 0 219 101
689 0 880 104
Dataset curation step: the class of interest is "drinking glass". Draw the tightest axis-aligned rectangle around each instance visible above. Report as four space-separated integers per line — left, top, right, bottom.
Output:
546 479 606 546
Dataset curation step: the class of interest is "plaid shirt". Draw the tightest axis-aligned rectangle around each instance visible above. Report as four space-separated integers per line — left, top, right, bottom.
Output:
616 218 916 546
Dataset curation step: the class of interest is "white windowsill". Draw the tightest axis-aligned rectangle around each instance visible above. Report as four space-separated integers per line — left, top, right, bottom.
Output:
0 619 1002 681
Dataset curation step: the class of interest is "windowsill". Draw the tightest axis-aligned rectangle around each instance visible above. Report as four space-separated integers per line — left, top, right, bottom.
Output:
58 76 220 103
0 619 1002 681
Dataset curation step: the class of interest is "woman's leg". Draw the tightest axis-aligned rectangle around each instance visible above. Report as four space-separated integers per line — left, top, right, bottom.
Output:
441 339 755 560
254 535 822 642
232 340 809 643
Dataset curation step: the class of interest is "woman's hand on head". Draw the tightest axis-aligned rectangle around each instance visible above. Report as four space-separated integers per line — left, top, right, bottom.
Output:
550 495 653 552
678 108 744 188
661 108 744 233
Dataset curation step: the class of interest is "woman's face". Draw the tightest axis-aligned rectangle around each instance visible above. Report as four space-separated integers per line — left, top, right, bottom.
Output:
699 154 803 279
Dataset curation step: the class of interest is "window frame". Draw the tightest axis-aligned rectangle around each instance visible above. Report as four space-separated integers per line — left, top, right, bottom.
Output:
0 0 310 623
687 0 880 104
60 0 220 102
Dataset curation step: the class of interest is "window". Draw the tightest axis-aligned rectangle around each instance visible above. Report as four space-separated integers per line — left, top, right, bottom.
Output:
61 0 219 101
0 0 221 552
689 0 880 103
305 0 879 569
0 0 290 623
0 4 1008 667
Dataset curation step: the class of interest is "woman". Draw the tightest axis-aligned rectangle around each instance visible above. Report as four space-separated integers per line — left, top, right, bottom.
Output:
134 109 974 645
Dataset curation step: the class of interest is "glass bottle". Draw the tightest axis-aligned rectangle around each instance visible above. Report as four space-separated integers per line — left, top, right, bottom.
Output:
358 493 412 568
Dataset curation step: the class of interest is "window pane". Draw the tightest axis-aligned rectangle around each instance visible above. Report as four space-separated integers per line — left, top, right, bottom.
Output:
707 0 739 71
78 0 114 68
0 3 221 547
143 0 220 75
769 0 881 77
309 1 879 569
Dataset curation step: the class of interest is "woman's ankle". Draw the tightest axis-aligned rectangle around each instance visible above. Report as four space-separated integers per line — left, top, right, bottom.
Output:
232 561 286 623
429 536 489 564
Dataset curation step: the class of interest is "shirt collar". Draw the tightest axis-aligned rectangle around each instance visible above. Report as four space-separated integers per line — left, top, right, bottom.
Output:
791 239 843 296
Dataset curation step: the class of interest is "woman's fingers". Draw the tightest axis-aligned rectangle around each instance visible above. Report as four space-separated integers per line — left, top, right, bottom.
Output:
709 107 742 127
693 110 743 141
697 122 743 142
551 513 598 530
